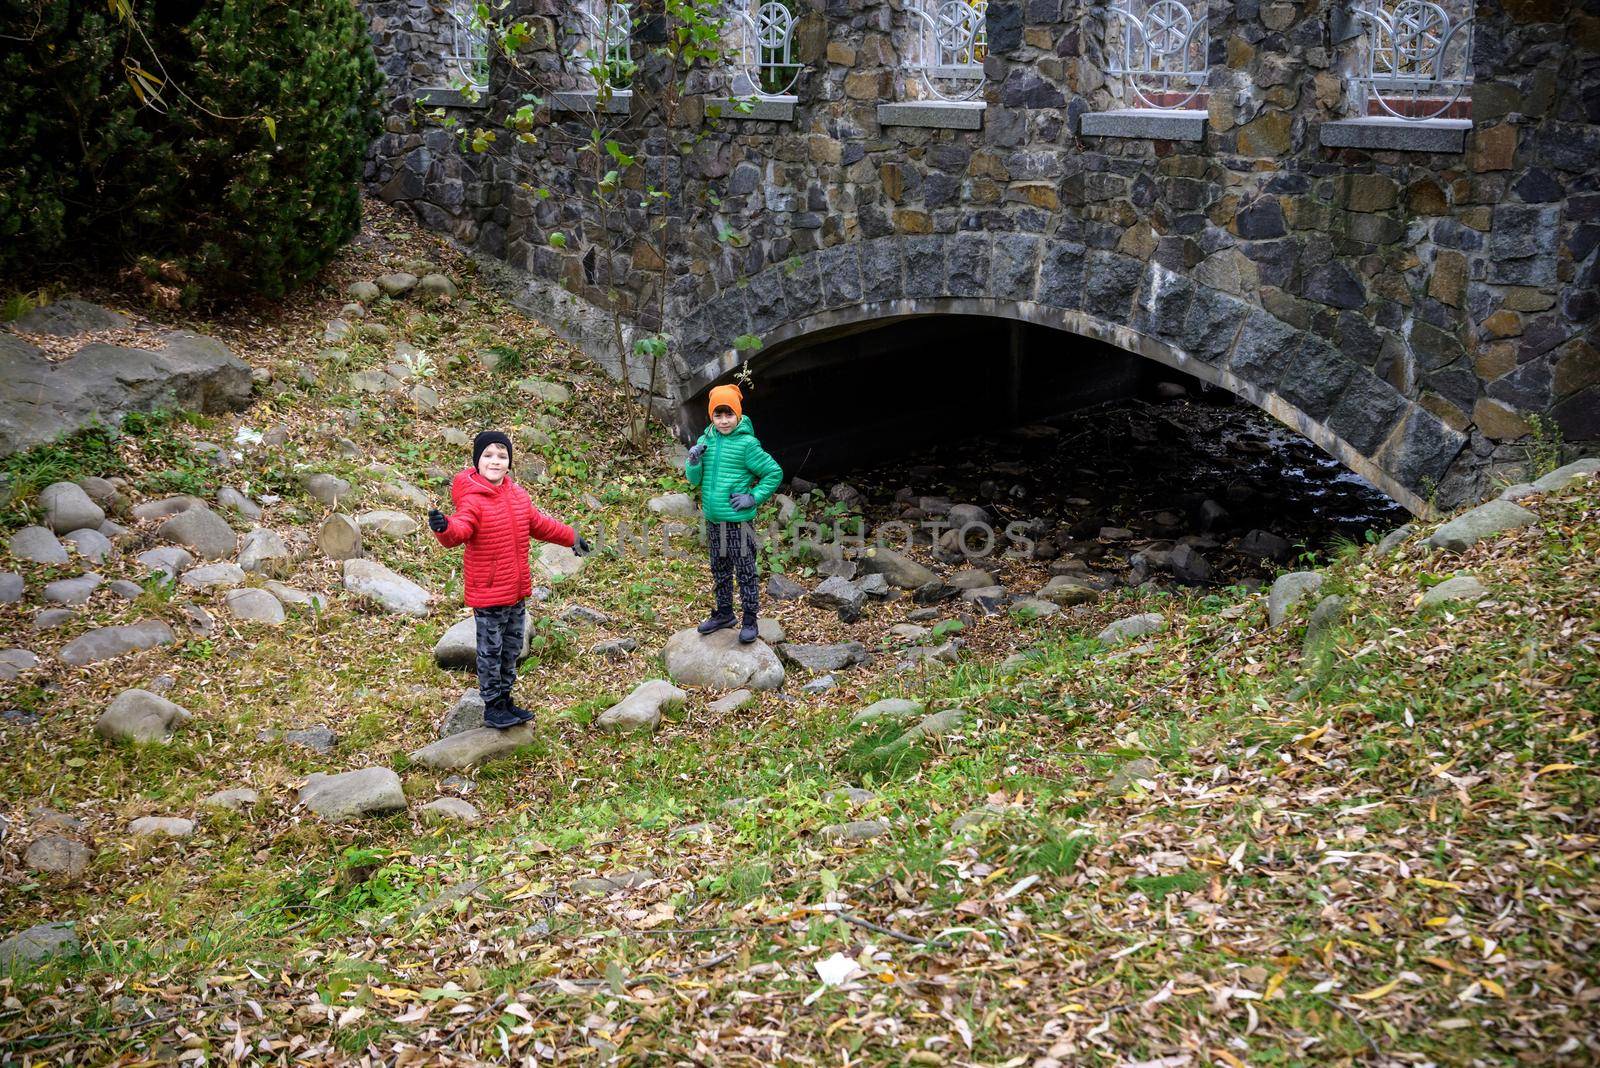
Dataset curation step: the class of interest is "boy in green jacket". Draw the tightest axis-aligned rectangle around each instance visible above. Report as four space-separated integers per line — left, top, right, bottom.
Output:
686 383 784 643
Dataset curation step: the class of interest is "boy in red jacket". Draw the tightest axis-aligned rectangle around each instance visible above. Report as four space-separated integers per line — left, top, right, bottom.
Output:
428 431 591 729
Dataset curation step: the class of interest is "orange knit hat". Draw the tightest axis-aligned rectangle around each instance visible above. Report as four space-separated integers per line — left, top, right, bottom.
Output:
708 383 743 420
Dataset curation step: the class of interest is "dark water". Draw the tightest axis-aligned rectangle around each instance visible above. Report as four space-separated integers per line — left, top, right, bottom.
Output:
813 390 1410 588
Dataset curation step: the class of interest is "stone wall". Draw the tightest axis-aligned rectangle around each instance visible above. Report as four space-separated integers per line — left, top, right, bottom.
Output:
365 0 475 112
361 0 1600 512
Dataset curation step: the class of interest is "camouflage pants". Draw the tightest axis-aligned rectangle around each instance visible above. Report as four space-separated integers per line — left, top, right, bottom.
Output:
473 599 525 709
706 521 760 623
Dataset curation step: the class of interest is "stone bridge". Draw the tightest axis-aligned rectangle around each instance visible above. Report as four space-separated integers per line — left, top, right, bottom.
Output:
362 0 1599 514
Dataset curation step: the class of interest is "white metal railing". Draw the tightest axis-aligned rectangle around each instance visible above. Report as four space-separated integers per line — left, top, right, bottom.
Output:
1101 0 1207 110
911 0 987 102
1351 0 1472 121
729 0 801 97
570 1 635 91
447 1 491 91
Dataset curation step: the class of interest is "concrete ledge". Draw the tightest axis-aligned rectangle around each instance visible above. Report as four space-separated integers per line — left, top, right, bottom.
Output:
1319 118 1469 152
416 87 488 109
550 89 633 115
1080 108 1207 141
877 100 985 130
706 95 798 122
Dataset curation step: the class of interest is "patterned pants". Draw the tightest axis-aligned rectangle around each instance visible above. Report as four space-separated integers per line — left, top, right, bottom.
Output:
473 600 526 709
707 521 760 623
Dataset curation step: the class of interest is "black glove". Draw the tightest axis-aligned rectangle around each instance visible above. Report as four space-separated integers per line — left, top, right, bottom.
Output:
687 443 707 465
729 492 756 511
427 508 448 533
573 534 593 557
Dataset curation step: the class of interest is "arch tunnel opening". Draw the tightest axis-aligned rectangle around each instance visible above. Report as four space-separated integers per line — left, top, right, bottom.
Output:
696 314 1408 590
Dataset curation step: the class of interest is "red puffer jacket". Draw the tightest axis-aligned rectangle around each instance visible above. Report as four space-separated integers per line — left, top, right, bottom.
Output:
433 469 576 608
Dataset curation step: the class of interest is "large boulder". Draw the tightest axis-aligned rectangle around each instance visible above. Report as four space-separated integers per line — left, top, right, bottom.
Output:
596 679 686 734
343 559 432 616
663 627 785 690
40 482 105 534
858 546 938 590
1531 458 1599 493
433 611 533 669
0 922 79 967
410 724 536 769
158 505 238 560
0 322 251 457
1427 500 1537 553
9 526 69 565
298 768 407 821
97 688 191 744
59 621 176 666
1268 571 1324 626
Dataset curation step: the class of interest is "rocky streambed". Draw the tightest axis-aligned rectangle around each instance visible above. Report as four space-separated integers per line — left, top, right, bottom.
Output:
799 390 1410 592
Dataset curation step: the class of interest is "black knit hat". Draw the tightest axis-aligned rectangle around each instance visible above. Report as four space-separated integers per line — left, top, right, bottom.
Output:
472 430 513 470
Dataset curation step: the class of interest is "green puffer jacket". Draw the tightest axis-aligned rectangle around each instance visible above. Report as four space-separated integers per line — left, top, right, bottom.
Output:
686 416 784 523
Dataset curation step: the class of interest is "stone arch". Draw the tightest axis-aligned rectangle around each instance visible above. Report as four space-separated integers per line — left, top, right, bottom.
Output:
670 235 1469 517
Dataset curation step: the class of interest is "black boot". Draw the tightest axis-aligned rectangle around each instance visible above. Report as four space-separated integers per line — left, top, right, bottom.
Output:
483 695 521 729
738 615 759 644
508 699 535 725
697 611 735 634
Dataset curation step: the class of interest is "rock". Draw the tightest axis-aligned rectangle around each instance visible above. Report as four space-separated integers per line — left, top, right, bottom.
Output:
180 562 246 589
591 637 638 660
912 580 959 605
12 297 129 336
180 603 215 636
1098 613 1167 646
779 641 869 673
572 870 655 894
304 473 353 507
648 492 699 518
409 383 441 412
0 645 39 681
1427 500 1537 553
960 584 1006 610
223 588 285 624
98 519 128 540
596 679 687 734
24 835 93 877
347 280 381 303
299 767 408 821
767 574 806 600
850 697 924 725
1302 594 1348 655
439 690 487 737
9 526 69 565
1036 574 1099 606
158 506 237 560
237 528 291 574
903 707 967 741
948 568 996 590
663 626 786 690
1169 544 1213 584
60 621 176 666
97 688 191 744
378 480 429 509
264 581 328 611
421 797 480 825
819 819 890 844
809 575 866 621
376 272 418 296
817 556 858 581
107 579 142 599
202 788 259 811
131 495 202 522
43 572 102 605
534 543 584 582
560 604 609 627
518 377 571 405
0 922 79 967
1419 575 1489 610
708 689 754 714
855 572 890 597
137 546 192 582
0 571 22 602
952 805 1009 832
1010 597 1060 619
33 608 74 630
1107 756 1162 792
434 611 532 668
343 558 431 616
63 527 112 562
40 482 105 534
859 546 939 590
1238 529 1291 561
1531 457 1600 493
317 514 364 560
410 724 537 769
216 486 262 521
0 322 250 457
902 639 963 667
357 510 418 537
825 787 876 805
128 816 194 839
888 623 930 641
1268 572 1325 626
